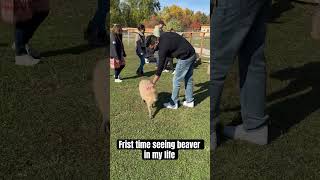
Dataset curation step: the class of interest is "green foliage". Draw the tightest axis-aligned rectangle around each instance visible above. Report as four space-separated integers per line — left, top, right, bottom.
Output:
111 1 210 30
110 0 160 27
165 19 183 32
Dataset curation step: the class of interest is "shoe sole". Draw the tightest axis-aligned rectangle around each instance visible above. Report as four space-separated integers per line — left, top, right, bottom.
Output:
15 58 40 66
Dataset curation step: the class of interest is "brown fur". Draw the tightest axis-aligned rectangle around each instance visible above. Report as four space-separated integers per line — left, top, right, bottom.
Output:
139 79 158 119
92 60 109 134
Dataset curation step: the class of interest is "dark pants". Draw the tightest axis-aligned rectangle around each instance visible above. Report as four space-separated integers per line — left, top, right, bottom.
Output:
210 0 271 132
115 65 125 79
91 0 107 34
137 54 145 73
165 57 174 71
15 11 49 55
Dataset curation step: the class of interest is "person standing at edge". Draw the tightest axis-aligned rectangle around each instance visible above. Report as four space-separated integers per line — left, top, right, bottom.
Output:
146 32 196 109
210 0 271 150
110 24 126 83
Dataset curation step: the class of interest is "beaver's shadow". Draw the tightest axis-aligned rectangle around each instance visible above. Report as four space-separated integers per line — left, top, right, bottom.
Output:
153 92 171 118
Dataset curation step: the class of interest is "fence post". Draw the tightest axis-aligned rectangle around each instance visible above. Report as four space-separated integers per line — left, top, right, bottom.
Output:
127 30 130 46
200 32 204 59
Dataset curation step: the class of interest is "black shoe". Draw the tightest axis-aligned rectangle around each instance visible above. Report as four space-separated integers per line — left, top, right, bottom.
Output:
136 69 142 76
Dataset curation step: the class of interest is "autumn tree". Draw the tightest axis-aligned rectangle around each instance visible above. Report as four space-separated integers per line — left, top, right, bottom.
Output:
110 0 160 27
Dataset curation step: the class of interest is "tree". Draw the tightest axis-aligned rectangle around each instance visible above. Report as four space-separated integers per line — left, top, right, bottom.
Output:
143 15 160 28
110 0 160 27
191 21 201 31
165 19 183 32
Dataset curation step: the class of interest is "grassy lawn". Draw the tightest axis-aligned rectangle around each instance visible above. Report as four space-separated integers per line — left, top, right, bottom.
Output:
212 1 320 179
110 38 210 178
0 0 107 178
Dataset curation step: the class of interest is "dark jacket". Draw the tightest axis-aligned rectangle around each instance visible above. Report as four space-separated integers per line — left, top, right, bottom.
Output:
156 32 195 76
110 33 126 60
135 32 146 55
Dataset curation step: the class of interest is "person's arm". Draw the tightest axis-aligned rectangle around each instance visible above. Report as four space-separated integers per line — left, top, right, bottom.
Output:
151 48 167 87
151 75 160 86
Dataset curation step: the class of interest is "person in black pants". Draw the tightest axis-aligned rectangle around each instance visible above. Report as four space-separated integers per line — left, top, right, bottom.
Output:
110 24 126 83
14 0 50 66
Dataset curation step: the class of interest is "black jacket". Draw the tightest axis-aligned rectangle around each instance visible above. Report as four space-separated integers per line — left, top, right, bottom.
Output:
135 32 146 55
110 33 126 60
156 32 195 76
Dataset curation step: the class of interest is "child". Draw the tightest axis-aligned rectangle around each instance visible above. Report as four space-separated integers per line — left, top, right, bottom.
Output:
135 24 146 76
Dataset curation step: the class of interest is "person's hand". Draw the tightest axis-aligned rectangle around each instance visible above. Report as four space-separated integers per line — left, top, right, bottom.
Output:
146 82 155 90
140 53 144 56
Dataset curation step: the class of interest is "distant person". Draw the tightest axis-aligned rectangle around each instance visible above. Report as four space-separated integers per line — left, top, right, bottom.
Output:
210 0 271 150
84 0 107 46
153 20 166 67
110 24 126 83
14 0 50 66
135 24 146 76
146 32 196 109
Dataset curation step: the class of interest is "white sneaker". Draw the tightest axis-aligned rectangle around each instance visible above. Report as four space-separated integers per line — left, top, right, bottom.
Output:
163 102 178 109
114 79 122 83
13 43 41 59
145 58 149 64
183 101 194 108
114 75 122 80
172 70 176 75
163 69 169 73
15 54 40 66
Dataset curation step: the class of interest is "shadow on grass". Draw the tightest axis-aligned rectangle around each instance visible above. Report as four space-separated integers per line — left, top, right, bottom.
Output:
268 0 319 23
0 43 8 47
122 70 157 80
268 62 320 142
194 81 209 106
41 43 98 57
268 0 294 23
154 92 171 118
219 62 320 143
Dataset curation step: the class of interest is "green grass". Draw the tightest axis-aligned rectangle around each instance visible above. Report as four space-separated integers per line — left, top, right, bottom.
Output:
0 0 107 178
212 2 320 179
110 41 210 178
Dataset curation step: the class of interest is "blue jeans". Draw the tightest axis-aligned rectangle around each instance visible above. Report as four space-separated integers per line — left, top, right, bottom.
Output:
210 0 271 131
91 0 107 33
171 54 196 105
137 54 145 72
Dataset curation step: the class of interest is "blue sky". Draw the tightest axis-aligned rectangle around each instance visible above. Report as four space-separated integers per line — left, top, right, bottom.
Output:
159 0 210 15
